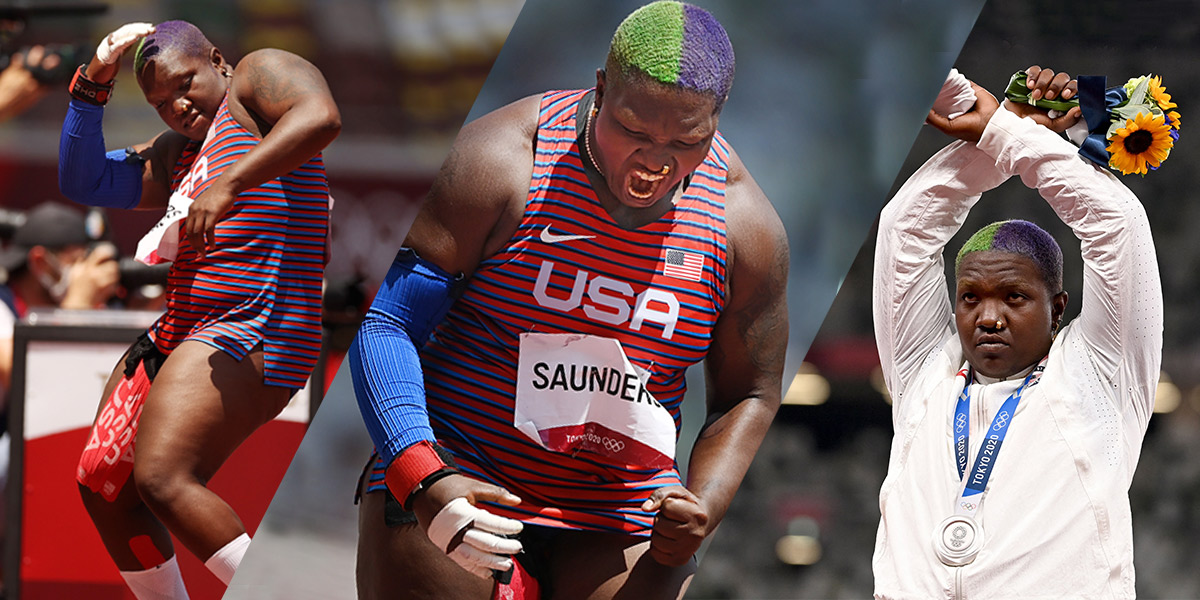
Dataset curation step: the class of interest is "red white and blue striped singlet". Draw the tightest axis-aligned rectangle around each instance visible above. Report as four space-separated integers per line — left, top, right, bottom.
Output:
148 93 329 389
373 89 730 535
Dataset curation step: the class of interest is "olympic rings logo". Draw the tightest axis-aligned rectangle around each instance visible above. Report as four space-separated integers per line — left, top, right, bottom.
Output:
602 437 625 453
959 501 976 511
993 411 1010 430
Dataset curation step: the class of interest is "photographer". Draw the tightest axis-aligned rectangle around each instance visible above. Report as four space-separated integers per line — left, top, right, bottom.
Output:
0 201 118 591
1 202 119 389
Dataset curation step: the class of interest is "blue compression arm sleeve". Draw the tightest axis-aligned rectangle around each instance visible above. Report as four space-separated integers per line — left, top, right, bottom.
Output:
348 248 464 465
58 99 143 209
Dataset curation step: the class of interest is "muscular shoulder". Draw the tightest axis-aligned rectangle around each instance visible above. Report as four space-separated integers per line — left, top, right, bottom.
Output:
451 93 541 194
429 93 540 220
233 48 318 80
405 93 543 274
229 48 335 130
722 145 788 296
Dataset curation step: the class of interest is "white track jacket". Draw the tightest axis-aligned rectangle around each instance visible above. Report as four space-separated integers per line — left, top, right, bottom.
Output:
872 108 1163 599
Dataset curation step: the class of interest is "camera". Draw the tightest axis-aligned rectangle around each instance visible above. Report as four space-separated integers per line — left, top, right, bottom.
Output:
117 256 169 289
0 2 107 84
84 241 170 290
0 42 88 84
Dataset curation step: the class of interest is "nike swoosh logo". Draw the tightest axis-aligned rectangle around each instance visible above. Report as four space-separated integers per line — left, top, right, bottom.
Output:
539 225 595 244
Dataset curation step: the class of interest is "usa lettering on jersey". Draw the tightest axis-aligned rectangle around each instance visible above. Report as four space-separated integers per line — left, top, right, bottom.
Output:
532 260 680 340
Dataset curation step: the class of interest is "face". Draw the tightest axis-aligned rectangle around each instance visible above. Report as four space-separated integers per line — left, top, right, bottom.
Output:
955 251 1068 379
27 244 87 303
592 69 720 209
137 47 229 140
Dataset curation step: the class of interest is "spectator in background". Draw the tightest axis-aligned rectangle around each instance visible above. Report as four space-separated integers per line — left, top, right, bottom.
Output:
0 201 117 592
0 201 119 392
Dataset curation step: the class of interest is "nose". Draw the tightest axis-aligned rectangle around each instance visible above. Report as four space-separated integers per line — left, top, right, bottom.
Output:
174 96 191 116
639 148 672 174
976 302 1005 330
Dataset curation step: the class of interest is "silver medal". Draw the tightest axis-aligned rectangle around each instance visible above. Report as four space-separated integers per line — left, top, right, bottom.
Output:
933 515 983 566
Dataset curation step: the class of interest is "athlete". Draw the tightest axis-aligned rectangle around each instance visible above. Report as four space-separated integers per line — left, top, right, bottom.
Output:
872 67 1161 598
349 2 788 598
57 21 339 598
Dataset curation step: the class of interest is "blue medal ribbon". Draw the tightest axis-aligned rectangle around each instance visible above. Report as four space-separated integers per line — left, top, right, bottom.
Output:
952 359 1047 498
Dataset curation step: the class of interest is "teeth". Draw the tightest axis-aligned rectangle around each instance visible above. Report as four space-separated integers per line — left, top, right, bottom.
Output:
633 170 666 182
626 168 669 200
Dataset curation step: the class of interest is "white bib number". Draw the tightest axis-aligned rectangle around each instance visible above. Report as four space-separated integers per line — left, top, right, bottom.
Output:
514 333 676 469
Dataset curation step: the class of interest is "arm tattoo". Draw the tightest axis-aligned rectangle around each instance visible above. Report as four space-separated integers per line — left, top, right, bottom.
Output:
247 53 319 106
737 229 789 374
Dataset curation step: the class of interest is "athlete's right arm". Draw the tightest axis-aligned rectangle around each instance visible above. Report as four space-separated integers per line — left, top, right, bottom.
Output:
58 24 183 211
348 95 538 576
59 105 186 211
350 93 536 467
872 99 1009 406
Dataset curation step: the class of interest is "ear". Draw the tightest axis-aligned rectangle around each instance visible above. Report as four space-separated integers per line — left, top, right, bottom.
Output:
210 47 225 72
594 68 606 109
26 246 51 276
1051 290 1068 328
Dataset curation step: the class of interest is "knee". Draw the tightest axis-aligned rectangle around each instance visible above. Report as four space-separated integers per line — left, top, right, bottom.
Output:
133 458 196 510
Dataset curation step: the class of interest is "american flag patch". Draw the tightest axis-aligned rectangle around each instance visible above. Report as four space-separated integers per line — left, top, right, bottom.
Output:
663 249 704 281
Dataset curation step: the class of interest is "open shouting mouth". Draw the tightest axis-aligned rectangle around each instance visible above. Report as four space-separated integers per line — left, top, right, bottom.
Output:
626 167 669 200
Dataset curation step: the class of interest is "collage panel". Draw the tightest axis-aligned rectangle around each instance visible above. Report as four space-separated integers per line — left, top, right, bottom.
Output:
230 0 983 598
733 0 1197 598
1 0 517 598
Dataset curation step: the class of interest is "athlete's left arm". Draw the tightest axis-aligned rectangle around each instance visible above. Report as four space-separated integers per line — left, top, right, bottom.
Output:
642 149 789 567
185 48 342 255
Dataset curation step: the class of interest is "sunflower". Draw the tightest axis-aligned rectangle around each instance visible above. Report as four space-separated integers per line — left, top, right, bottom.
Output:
1167 110 1182 131
1106 111 1174 175
1148 75 1177 111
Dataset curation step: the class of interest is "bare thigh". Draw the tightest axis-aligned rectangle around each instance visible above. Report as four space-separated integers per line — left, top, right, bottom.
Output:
543 529 695 600
131 340 292 557
134 340 291 486
356 486 494 600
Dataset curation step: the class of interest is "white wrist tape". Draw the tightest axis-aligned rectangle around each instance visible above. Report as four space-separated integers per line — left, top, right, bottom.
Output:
427 497 524 579
97 23 156 65
932 68 977 120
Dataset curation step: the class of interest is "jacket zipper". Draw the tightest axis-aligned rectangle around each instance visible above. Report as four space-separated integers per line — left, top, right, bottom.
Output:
954 381 986 600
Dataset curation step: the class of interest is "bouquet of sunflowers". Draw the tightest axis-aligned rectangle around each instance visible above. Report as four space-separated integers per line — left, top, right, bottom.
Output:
1005 71 1181 176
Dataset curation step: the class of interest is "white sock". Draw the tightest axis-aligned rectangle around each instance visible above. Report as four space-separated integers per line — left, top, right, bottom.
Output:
119 555 190 600
204 533 251 585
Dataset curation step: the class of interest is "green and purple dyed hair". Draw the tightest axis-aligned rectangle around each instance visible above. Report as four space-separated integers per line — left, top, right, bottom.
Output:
606 1 735 110
956 220 1064 292
133 20 214 77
